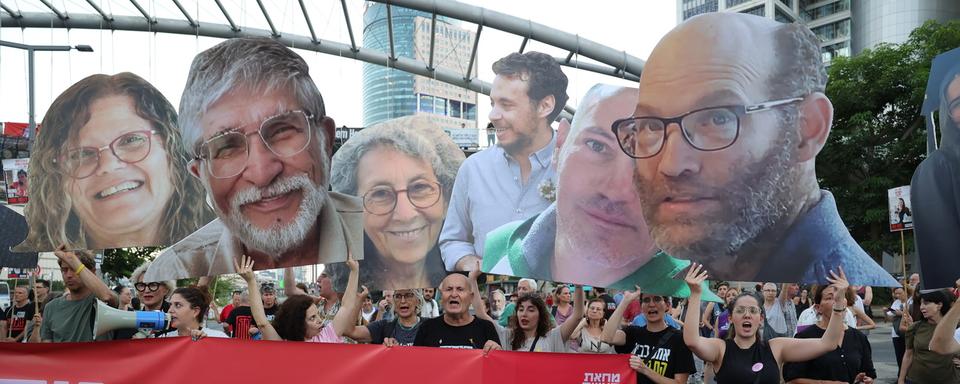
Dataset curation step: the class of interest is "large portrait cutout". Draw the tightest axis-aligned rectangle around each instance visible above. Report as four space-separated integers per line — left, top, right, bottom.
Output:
482 84 709 298
144 37 363 281
326 116 464 291
911 46 960 289
620 13 897 286
14 73 214 253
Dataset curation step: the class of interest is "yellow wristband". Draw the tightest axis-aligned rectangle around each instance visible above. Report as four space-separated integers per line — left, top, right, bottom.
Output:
75 264 86 275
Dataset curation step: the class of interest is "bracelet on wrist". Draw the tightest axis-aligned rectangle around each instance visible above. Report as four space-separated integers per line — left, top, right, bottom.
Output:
832 306 845 313
74 263 86 275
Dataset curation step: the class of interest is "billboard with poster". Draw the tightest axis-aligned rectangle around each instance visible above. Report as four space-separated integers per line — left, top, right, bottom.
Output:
888 186 913 232
2 158 29 204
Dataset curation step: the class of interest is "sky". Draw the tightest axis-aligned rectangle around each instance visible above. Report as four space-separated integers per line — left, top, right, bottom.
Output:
0 0 676 138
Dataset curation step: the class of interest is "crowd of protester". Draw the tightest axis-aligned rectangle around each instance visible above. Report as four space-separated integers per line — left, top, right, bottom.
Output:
3 248 960 384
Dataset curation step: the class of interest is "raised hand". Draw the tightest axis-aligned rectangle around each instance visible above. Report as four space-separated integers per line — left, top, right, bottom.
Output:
623 288 642 303
234 255 256 283
469 260 482 280
346 251 358 272
685 263 708 294
826 267 850 297
359 285 370 300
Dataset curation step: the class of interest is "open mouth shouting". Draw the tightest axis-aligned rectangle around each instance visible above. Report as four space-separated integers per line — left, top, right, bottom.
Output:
740 320 754 333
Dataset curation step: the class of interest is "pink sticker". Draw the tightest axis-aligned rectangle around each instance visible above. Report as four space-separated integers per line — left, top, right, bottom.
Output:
751 362 764 372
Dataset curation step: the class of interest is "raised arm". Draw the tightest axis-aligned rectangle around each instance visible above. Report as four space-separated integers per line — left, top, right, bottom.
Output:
235 256 281 341
468 264 493 322
682 264 724 364
602 288 639 346
929 294 960 354
559 286 585 342
340 285 373 343
851 303 876 331
774 267 849 363
332 258 360 338
56 248 118 307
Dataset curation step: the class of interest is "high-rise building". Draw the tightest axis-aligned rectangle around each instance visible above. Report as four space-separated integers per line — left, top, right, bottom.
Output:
361 3 479 144
677 0 960 63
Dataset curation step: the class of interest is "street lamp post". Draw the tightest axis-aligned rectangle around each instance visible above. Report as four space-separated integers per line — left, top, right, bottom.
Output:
0 40 93 150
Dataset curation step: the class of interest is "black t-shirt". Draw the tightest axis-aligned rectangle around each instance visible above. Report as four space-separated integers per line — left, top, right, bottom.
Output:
226 306 254 338
614 326 696 384
783 326 876 382
3 302 36 339
263 304 279 322
600 294 617 319
413 316 499 349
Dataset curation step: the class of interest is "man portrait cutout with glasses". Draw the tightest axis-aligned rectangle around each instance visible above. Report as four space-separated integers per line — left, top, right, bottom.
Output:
145 37 363 281
614 13 896 286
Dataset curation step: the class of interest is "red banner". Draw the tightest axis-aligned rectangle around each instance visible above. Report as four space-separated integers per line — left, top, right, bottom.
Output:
0 338 635 383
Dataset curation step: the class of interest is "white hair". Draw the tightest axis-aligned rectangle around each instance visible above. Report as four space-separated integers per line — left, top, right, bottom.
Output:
518 278 538 291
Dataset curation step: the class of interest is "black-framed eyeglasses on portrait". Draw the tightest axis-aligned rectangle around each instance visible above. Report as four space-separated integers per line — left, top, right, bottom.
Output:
611 97 805 159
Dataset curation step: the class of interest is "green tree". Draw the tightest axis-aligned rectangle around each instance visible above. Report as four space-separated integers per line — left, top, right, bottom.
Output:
100 247 161 281
821 20 960 263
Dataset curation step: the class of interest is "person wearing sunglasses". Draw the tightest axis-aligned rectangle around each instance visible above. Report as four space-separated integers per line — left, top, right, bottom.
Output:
145 37 364 282
617 13 896 287
113 261 176 339
327 116 463 291
16 72 212 252
602 289 695 383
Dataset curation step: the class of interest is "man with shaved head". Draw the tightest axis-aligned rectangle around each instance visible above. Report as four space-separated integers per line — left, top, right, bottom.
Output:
613 13 897 286
413 273 500 352
483 84 719 301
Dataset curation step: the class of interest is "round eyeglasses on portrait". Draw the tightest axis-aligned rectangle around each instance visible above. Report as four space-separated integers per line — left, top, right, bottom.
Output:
55 130 158 179
193 110 314 179
610 97 804 159
362 180 442 216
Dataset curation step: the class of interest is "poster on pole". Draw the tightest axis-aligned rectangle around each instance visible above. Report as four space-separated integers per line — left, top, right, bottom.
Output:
888 186 913 232
2 158 30 205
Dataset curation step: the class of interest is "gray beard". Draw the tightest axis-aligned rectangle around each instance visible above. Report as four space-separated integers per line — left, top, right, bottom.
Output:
221 174 327 257
634 130 800 265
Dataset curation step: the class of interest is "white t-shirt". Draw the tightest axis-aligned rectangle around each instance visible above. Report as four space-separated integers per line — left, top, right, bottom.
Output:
494 322 567 352
157 328 229 338
888 299 905 338
796 306 856 331
954 327 960 344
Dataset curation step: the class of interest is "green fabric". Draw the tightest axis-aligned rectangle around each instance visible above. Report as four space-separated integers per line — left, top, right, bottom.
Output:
483 215 721 303
482 217 532 276
498 302 515 327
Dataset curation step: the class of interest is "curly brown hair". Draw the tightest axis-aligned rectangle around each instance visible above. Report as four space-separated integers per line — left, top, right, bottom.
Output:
17 72 213 251
273 294 315 341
